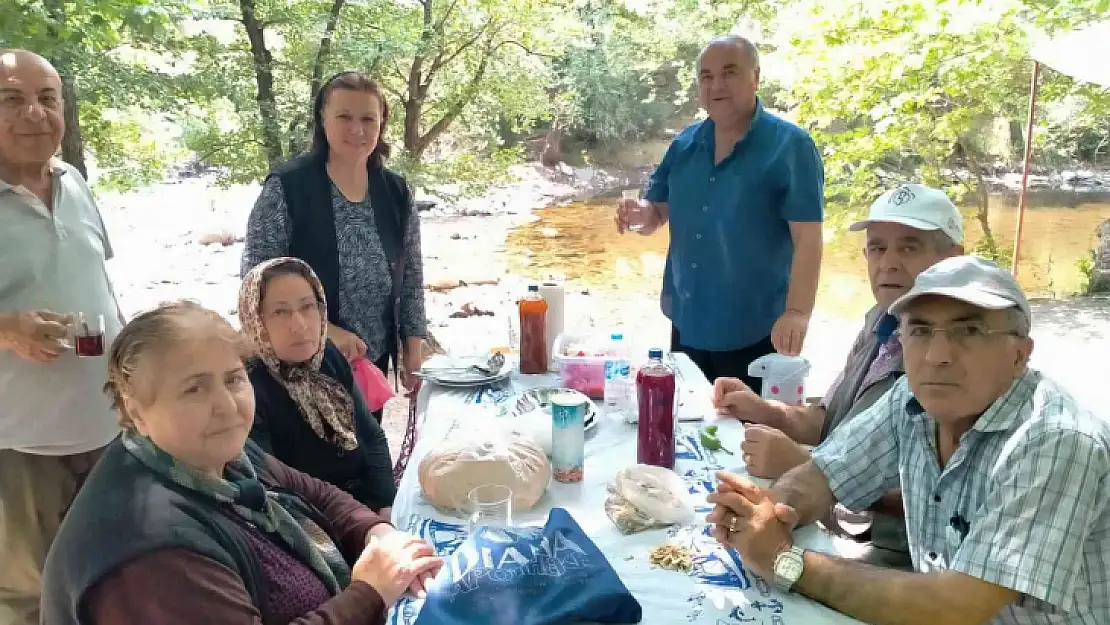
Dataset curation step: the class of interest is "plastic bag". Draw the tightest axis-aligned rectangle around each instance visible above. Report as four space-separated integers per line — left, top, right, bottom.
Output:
418 420 552 514
412 508 642 625
604 465 694 535
351 356 393 412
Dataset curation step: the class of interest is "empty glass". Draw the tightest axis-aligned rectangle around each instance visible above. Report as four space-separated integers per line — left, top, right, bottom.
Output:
467 484 513 531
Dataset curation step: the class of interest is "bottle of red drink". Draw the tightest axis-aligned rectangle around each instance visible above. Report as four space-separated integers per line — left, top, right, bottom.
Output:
518 285 548 374
636 348 676 469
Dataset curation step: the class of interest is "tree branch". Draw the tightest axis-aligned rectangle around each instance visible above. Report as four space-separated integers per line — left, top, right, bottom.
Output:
498 39 558 59
422 21 494 91
309 0 347 104
431 0 462 34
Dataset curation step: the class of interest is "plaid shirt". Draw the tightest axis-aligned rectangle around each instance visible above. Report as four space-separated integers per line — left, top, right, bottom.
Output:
811 369 1110 624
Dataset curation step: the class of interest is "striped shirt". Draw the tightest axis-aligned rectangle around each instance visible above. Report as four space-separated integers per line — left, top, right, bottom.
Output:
811 369 1110 624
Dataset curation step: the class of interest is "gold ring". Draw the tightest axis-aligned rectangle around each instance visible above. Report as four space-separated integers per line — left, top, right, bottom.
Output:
728 516 740 533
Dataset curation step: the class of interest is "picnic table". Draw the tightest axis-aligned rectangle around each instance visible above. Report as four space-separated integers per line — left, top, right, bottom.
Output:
389 353 864 625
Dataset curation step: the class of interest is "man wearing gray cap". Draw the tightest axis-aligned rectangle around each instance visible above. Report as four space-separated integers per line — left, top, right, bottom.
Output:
707 255 1109 625
714 183 964 568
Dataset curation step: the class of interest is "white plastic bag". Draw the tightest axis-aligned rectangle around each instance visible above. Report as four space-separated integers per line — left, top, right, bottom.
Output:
605 464 694 534
419 420 552 514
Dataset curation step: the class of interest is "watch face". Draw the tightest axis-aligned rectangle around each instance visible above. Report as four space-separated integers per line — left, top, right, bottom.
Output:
778 553 804 580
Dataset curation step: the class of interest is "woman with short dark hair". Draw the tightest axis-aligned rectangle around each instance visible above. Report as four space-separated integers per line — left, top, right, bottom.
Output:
242 72 427 412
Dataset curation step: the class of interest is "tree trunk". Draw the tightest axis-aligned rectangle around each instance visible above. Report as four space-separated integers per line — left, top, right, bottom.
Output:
957 138 999 260
308 0 347 108
239 0 284 168
43 0 88 177
1008 120 1024 163
57 70 87 178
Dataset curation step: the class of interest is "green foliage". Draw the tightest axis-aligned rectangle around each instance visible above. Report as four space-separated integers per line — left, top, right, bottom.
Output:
1 0 1106 201
777 0 1032 213
1076 248 1097 295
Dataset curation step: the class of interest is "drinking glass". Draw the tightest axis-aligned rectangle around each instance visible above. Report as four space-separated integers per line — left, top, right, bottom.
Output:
467 484 513 531
73 313 106 358
621 189 649 231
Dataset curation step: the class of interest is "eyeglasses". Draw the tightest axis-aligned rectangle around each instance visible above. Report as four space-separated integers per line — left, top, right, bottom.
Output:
896 322 1022 349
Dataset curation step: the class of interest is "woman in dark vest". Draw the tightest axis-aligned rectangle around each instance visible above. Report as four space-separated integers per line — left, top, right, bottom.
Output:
241 72 427 411
240 257 397 514
41 301 440 625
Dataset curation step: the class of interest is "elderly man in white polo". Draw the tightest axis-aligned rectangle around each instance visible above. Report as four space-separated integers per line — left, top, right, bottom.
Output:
707 255 1109 625
0 49 124 624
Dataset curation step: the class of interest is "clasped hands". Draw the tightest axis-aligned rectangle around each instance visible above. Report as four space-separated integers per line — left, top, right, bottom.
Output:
706 471 799 579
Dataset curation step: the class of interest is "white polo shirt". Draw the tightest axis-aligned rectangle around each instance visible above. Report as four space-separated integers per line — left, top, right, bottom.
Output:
0 160 123 455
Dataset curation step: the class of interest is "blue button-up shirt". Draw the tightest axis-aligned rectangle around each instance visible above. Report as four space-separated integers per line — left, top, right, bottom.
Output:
812 370 1110 624
644 101 824 351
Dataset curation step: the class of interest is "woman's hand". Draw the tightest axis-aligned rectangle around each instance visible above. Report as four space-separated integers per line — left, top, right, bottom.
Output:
352 527 443 605
328 323 367 362
400 337 424 395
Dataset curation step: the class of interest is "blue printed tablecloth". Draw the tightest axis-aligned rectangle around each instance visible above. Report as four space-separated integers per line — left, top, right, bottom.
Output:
390 354 863 625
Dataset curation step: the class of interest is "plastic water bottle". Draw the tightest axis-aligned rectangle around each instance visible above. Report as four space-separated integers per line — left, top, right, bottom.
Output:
604 333 634 421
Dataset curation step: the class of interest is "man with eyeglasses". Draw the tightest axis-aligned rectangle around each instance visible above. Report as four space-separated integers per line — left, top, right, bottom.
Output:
714 183 964 568
706 255 1110 625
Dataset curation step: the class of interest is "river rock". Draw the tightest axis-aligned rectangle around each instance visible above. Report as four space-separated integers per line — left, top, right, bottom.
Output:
1093 219 1110 294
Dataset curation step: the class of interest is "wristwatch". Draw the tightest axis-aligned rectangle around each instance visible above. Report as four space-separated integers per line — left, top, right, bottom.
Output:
772 545 806 593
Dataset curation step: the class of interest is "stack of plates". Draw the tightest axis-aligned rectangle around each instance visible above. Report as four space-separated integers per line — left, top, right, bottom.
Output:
417 357 513 387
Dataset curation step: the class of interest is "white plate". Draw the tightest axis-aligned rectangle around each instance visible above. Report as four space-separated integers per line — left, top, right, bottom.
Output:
419 368 513 387
502 387 598 431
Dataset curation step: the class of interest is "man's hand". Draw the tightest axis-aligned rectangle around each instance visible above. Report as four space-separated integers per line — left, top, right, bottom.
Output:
741 424 811 479
614 198 657 235
707 471 798 578
712 377 771 422
771 308 809 356
0 310 73 363
328 323 367 362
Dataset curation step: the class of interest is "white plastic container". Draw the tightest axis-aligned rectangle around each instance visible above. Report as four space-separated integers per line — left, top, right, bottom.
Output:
603 333 635 422
747 354 811 406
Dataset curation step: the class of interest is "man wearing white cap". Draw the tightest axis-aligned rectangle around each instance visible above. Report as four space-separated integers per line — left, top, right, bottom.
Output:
713 183 963 568
707 255 1110 625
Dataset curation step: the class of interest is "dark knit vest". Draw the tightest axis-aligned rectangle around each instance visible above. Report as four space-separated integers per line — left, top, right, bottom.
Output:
269 153 412 369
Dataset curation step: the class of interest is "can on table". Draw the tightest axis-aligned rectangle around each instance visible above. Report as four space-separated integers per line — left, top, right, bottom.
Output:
551 390 587 483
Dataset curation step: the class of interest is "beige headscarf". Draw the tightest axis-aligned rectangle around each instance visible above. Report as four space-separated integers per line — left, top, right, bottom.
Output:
239 258 358 451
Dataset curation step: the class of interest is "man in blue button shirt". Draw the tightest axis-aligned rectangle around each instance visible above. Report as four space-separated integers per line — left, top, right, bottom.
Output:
616 35 824 388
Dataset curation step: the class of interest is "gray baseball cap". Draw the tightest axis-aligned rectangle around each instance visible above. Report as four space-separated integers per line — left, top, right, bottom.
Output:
850 183 964 244
888 255 1032 326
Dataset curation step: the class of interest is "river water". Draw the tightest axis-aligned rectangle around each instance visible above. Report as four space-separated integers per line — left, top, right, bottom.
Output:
506 196 1110 320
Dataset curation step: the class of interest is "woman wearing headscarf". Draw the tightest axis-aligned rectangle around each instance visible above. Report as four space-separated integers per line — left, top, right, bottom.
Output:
240 257 396 514
40 301 440 625
241 72 427 406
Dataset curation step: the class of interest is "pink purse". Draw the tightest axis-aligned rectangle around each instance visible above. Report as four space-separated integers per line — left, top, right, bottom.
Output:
350 357 394 412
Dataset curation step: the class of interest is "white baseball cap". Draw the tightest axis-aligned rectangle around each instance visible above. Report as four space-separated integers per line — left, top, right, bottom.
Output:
850 183 964 244
888 255 1032 327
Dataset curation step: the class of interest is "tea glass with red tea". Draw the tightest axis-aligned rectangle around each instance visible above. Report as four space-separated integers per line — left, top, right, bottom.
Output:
73 313 105 357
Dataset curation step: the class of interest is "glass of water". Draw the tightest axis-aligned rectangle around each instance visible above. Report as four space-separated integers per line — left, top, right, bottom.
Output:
467 484 513 531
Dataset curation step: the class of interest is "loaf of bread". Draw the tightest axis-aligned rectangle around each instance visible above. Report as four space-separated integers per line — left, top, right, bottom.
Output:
419 426 552 513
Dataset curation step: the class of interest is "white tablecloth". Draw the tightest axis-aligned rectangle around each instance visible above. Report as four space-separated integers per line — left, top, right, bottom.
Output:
389 354 863 625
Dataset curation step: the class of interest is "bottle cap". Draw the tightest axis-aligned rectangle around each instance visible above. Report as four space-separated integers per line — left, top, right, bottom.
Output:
611 333 623 340
648 348 663 359
527 284 539 292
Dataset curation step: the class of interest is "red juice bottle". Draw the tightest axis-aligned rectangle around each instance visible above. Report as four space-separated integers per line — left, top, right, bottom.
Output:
518 285 548 374
636 348 676 468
